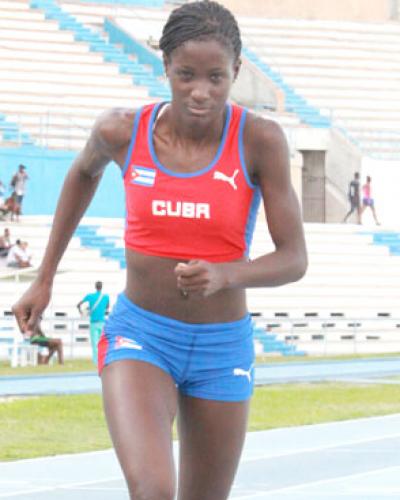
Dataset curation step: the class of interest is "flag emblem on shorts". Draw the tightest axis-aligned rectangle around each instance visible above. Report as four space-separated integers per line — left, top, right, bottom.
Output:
131 166 156 187
115 336 143 350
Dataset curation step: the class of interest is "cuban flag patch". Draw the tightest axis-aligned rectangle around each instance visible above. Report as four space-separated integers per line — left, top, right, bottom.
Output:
131 165 156 187
115 336 143 350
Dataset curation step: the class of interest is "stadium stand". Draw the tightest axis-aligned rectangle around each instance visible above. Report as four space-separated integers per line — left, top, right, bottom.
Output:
2 216 400 358
238 18 400 161
0 0 168 149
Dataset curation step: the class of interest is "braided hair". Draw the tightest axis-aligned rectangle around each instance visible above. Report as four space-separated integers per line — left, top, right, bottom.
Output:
159 1 241 61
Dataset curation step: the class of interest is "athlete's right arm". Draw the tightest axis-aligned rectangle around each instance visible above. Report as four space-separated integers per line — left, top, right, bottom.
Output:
12 109 132 335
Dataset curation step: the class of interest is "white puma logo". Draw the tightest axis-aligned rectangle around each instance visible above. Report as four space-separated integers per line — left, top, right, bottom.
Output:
233 364 253 383
213 169 239 190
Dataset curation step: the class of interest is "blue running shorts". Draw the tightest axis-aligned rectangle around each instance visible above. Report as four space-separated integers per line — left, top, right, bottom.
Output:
98 293 255 402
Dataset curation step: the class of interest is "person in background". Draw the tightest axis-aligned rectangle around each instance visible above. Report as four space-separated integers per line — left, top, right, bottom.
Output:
29 323 64 365
6 240 32 268
0 228 12 258
361 175 380 225
0 192 20 221
343 171 361 224
77 281 110 365
10 164 28 220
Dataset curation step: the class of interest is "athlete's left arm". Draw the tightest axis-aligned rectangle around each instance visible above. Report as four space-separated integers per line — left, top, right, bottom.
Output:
175 115 308 296
236 114 308 287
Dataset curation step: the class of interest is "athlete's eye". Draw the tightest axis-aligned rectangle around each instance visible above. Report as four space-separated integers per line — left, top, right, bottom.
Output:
178 70 194 81
210 73 223 84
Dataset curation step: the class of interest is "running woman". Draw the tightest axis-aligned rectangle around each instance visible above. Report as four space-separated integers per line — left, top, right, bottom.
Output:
12 2 308 499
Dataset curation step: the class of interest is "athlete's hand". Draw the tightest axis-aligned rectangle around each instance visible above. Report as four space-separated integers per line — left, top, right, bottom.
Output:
12 280 52 336
174 260 229 297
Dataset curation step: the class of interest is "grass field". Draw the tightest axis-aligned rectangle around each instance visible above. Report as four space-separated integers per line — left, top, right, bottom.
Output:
1 381 400 461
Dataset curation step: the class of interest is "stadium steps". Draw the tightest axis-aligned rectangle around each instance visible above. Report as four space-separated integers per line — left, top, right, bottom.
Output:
367 231 400 256
239 18 400 160
2 217 400 355
74 224 126 269
242 47 331 129
30 0 170 99
0 112 34 145
253 323 306 356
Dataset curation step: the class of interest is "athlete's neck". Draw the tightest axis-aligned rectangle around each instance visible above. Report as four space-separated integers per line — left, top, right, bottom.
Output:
167 103 226 145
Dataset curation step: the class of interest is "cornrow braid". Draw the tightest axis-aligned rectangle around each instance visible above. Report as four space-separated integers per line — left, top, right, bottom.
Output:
159 1 241 60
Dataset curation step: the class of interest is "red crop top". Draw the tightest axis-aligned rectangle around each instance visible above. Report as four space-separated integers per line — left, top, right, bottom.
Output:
123 102 261 263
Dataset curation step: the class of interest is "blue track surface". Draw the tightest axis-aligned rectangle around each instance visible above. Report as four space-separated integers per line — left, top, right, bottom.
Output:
1 357 400 397
1 358 400 498
1 414 400 499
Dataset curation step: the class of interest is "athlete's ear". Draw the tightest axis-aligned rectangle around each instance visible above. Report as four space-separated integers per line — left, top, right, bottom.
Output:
233 58 241 82
163 54 171 79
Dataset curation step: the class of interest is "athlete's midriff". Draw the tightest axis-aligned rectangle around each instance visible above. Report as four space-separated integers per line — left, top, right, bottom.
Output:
124 248 247 323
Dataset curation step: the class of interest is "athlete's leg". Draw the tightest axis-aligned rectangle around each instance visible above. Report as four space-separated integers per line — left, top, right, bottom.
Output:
371 205 380 225
47 339 64 364
343 205 354 222
102 360 178 500
89 322 103 365
360 203 367 222
177 394 250 500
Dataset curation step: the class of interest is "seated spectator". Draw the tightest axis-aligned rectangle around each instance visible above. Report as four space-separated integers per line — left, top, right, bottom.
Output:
0 228 11 258
6 240 32 268
30 324 64 365
0 194 20 221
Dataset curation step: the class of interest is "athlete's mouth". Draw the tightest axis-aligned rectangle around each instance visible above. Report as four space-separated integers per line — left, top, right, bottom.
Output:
187 105 210 116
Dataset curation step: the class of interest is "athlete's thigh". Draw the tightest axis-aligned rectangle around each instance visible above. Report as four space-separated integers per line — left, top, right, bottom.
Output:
102 360 178 493
177 394 250 500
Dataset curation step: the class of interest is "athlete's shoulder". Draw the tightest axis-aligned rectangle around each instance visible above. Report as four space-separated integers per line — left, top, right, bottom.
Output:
242 109 287 149
92 107 139 154
241 110 289 180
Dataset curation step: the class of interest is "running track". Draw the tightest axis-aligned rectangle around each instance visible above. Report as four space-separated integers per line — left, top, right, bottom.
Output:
1 358 400 499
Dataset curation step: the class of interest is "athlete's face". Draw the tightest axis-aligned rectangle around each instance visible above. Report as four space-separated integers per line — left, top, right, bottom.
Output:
164 39 240 123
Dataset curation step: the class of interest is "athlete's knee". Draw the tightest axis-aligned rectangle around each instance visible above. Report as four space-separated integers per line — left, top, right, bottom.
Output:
126 472 175 500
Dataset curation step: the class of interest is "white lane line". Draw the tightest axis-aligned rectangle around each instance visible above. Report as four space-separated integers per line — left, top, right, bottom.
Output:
0 476 122 498
231 464 400 499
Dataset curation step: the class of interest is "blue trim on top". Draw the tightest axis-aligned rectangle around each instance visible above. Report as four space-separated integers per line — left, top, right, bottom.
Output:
122 107 143 178
148 102 232 178
244 188 262 258
238 108 257 189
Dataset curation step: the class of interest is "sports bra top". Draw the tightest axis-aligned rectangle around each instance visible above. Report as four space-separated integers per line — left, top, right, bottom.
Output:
122 102 261 263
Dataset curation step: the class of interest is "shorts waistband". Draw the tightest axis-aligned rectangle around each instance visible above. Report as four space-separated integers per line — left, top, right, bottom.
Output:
118 292 251 334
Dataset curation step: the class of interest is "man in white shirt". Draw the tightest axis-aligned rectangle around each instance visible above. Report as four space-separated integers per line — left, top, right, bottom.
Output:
10 165 28 221
6 240 32 268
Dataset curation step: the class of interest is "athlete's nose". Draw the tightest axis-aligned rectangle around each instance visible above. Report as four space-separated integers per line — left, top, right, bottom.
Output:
190 81 210 103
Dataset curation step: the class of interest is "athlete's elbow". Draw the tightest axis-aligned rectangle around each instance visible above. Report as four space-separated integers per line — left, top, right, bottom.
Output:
290 251 308 283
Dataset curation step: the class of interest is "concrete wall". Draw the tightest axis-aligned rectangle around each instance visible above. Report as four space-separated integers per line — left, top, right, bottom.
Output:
290 152 303 206
0 146 125 218
291 126 361 223
221 0 393 21
230 59 284 111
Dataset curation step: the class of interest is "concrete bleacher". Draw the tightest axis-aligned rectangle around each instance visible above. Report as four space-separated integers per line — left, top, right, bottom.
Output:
0 0 168 149
238 18 400 160
0 217 124 316
1 216 400 357
2 0 399 160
